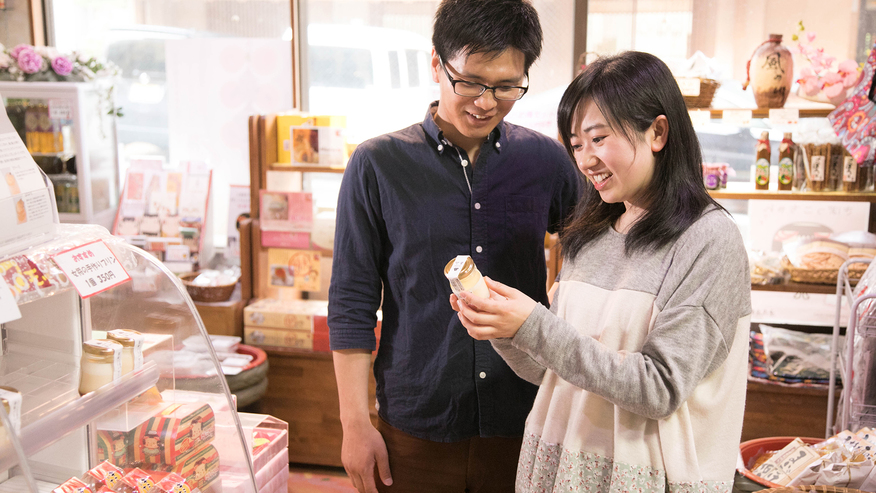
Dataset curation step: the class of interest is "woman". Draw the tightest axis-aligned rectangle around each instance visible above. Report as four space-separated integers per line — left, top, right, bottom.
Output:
451 51 751 492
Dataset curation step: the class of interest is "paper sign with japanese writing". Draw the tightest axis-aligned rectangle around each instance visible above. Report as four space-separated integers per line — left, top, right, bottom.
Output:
52 240 130 298
0 281 21 324
267 248 320 291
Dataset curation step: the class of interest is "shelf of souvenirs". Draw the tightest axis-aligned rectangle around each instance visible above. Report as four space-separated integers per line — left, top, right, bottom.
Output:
708 182 876 202
750 281 840 295
702 107 833 120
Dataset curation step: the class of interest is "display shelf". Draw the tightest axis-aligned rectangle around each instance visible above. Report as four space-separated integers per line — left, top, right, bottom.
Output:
0 477 54 493
0 362 158 474
751 282 839 295
704 107 833 119
269 163 346 173
709 186 876 202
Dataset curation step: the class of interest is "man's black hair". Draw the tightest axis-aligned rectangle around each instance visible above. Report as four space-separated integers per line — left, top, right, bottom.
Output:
433 0 543 72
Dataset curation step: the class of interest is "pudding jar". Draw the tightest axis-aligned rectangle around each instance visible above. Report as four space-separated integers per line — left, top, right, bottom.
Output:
79 339 122 395
444 255 490 299
107 329 144 375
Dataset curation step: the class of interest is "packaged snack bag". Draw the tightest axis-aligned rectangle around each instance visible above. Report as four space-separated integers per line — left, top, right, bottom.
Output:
81 461 125 490
52 477 94 493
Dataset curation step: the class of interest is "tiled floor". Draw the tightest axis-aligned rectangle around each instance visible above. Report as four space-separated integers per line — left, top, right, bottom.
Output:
288 464 357 492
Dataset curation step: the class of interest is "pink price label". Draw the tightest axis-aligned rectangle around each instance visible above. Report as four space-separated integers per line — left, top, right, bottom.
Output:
51 240 131 298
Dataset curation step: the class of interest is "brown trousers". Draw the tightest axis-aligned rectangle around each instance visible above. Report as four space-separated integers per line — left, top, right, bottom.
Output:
375 418 522 493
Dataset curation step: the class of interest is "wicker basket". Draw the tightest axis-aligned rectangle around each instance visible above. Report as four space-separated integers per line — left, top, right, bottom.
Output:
781 256 867 285
683 78 720 108
179 272 237 303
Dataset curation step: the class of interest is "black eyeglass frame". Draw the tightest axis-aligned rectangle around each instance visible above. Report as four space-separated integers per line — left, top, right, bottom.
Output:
438 55 529 101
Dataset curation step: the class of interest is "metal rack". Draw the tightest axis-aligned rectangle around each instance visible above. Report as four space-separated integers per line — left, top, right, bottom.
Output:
829 258 876 436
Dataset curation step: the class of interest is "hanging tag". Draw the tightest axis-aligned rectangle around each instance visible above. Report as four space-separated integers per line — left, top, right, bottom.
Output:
52 240 130 298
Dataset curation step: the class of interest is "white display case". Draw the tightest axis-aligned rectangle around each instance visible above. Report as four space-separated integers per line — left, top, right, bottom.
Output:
0 81 119 230
0 222 259 492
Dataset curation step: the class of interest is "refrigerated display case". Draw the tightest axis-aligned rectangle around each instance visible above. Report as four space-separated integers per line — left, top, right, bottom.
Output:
0 219 259 492
0 81 119 230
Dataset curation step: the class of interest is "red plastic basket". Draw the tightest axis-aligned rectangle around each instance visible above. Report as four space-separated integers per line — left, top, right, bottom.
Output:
738 436 823 488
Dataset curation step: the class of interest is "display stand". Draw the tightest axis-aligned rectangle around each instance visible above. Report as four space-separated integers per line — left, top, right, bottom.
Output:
829 258 876 436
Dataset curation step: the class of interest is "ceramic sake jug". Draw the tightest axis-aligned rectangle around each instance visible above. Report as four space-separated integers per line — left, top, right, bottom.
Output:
744 34 794 108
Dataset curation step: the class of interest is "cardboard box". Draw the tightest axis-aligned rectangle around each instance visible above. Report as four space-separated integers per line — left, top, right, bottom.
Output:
244 298 328 331
276 113 347 163
244 325 313 350
132 402 215 466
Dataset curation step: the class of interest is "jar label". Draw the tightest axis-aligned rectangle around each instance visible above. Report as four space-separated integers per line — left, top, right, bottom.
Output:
0 388 21 434
446 255 469 294
778 157 793 185
844 156 858 182
811 156 826 182
755 158 770 186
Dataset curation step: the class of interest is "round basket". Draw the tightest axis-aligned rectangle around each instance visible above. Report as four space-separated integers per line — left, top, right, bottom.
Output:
683 78 720 108
179 272 237 302
780 256 867 285
738 436 823 489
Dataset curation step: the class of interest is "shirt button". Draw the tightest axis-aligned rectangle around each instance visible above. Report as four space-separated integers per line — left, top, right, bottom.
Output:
461 160 468 167
479 372 486 379
474 203 481 210
437 144 444 151
495 142 501 148
476 246 483 253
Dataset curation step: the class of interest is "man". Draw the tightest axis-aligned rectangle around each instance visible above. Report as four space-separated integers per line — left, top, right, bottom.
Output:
328 1 582 491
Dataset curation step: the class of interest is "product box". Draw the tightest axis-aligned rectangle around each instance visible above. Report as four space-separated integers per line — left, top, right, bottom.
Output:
276 113 347 163
97 429 132 467
244 325 313 350
267 248 321 291
244 298 328 331
132 402 215 466
152 443 220 492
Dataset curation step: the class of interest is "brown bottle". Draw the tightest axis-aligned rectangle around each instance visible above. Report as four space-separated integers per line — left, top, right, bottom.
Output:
755 131 771 190
777 133 794 191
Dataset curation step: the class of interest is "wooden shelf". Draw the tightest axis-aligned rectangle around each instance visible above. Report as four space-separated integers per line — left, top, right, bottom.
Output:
269 163 346 173
709 189 876 202
751 282 840 295
703 107 833 119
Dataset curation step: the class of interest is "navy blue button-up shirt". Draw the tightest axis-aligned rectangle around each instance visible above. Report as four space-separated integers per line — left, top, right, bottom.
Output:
329 103 582 442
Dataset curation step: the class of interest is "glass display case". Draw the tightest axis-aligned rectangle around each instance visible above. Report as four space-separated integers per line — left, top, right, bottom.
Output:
0 221 258 492
0 81 119 230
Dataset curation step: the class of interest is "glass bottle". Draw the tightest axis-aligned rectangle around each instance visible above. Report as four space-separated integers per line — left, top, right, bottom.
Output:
444 255 490 299
777 133 794 191
79 339 122 395
755 131 771 190
107 329 144 375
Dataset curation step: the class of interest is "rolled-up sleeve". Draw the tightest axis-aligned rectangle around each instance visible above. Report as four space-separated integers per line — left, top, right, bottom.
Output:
328 147 385 350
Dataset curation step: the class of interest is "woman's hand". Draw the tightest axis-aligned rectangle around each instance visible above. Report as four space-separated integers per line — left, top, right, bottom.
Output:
450 277 537 340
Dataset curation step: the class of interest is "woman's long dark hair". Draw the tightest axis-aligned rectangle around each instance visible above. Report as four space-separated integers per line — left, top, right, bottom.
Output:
557 51 722 258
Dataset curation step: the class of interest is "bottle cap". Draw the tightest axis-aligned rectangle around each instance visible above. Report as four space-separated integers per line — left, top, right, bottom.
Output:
107 329 142 347
83 339 123 362
444 256 477 281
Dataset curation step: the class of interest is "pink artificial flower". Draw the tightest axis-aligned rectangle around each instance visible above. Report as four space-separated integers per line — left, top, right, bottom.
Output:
838 59 860 87
16 48 43 74
807 32 817 43
823 80 846 99
8 44 31 59
800 76 822 96
0 53 11 69
51 55 73 76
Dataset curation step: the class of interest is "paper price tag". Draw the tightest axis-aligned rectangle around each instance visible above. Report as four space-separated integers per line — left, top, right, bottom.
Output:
769 108 799 126
675 77 701 96
723 109 752 126
48 99 73 121
688 110 711 127
52 240 130 298
0 280 21 324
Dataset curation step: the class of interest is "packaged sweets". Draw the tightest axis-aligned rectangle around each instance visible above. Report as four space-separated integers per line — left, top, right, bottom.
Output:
841 145 874 192
115 468 157 493
81 461 125 490
96 429 130 467
154 472 192 493
444 255 490 299
805 142 832 191
132 402 215 466
151 443 219 492
52 477 94 493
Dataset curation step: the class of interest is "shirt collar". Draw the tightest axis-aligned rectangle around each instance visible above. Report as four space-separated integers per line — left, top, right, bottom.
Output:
422 101 505 155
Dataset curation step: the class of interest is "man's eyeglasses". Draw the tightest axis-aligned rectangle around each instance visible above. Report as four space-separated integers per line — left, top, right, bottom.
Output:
438 56 529 101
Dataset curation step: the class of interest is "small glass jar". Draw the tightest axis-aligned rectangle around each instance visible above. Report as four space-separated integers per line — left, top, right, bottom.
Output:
107 329 144 375
444 255 490 299
79 339 123 395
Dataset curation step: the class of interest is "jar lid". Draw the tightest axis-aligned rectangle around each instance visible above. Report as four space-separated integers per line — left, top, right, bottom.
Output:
107 329 141 347
83 339 122 357
444 256 476 280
